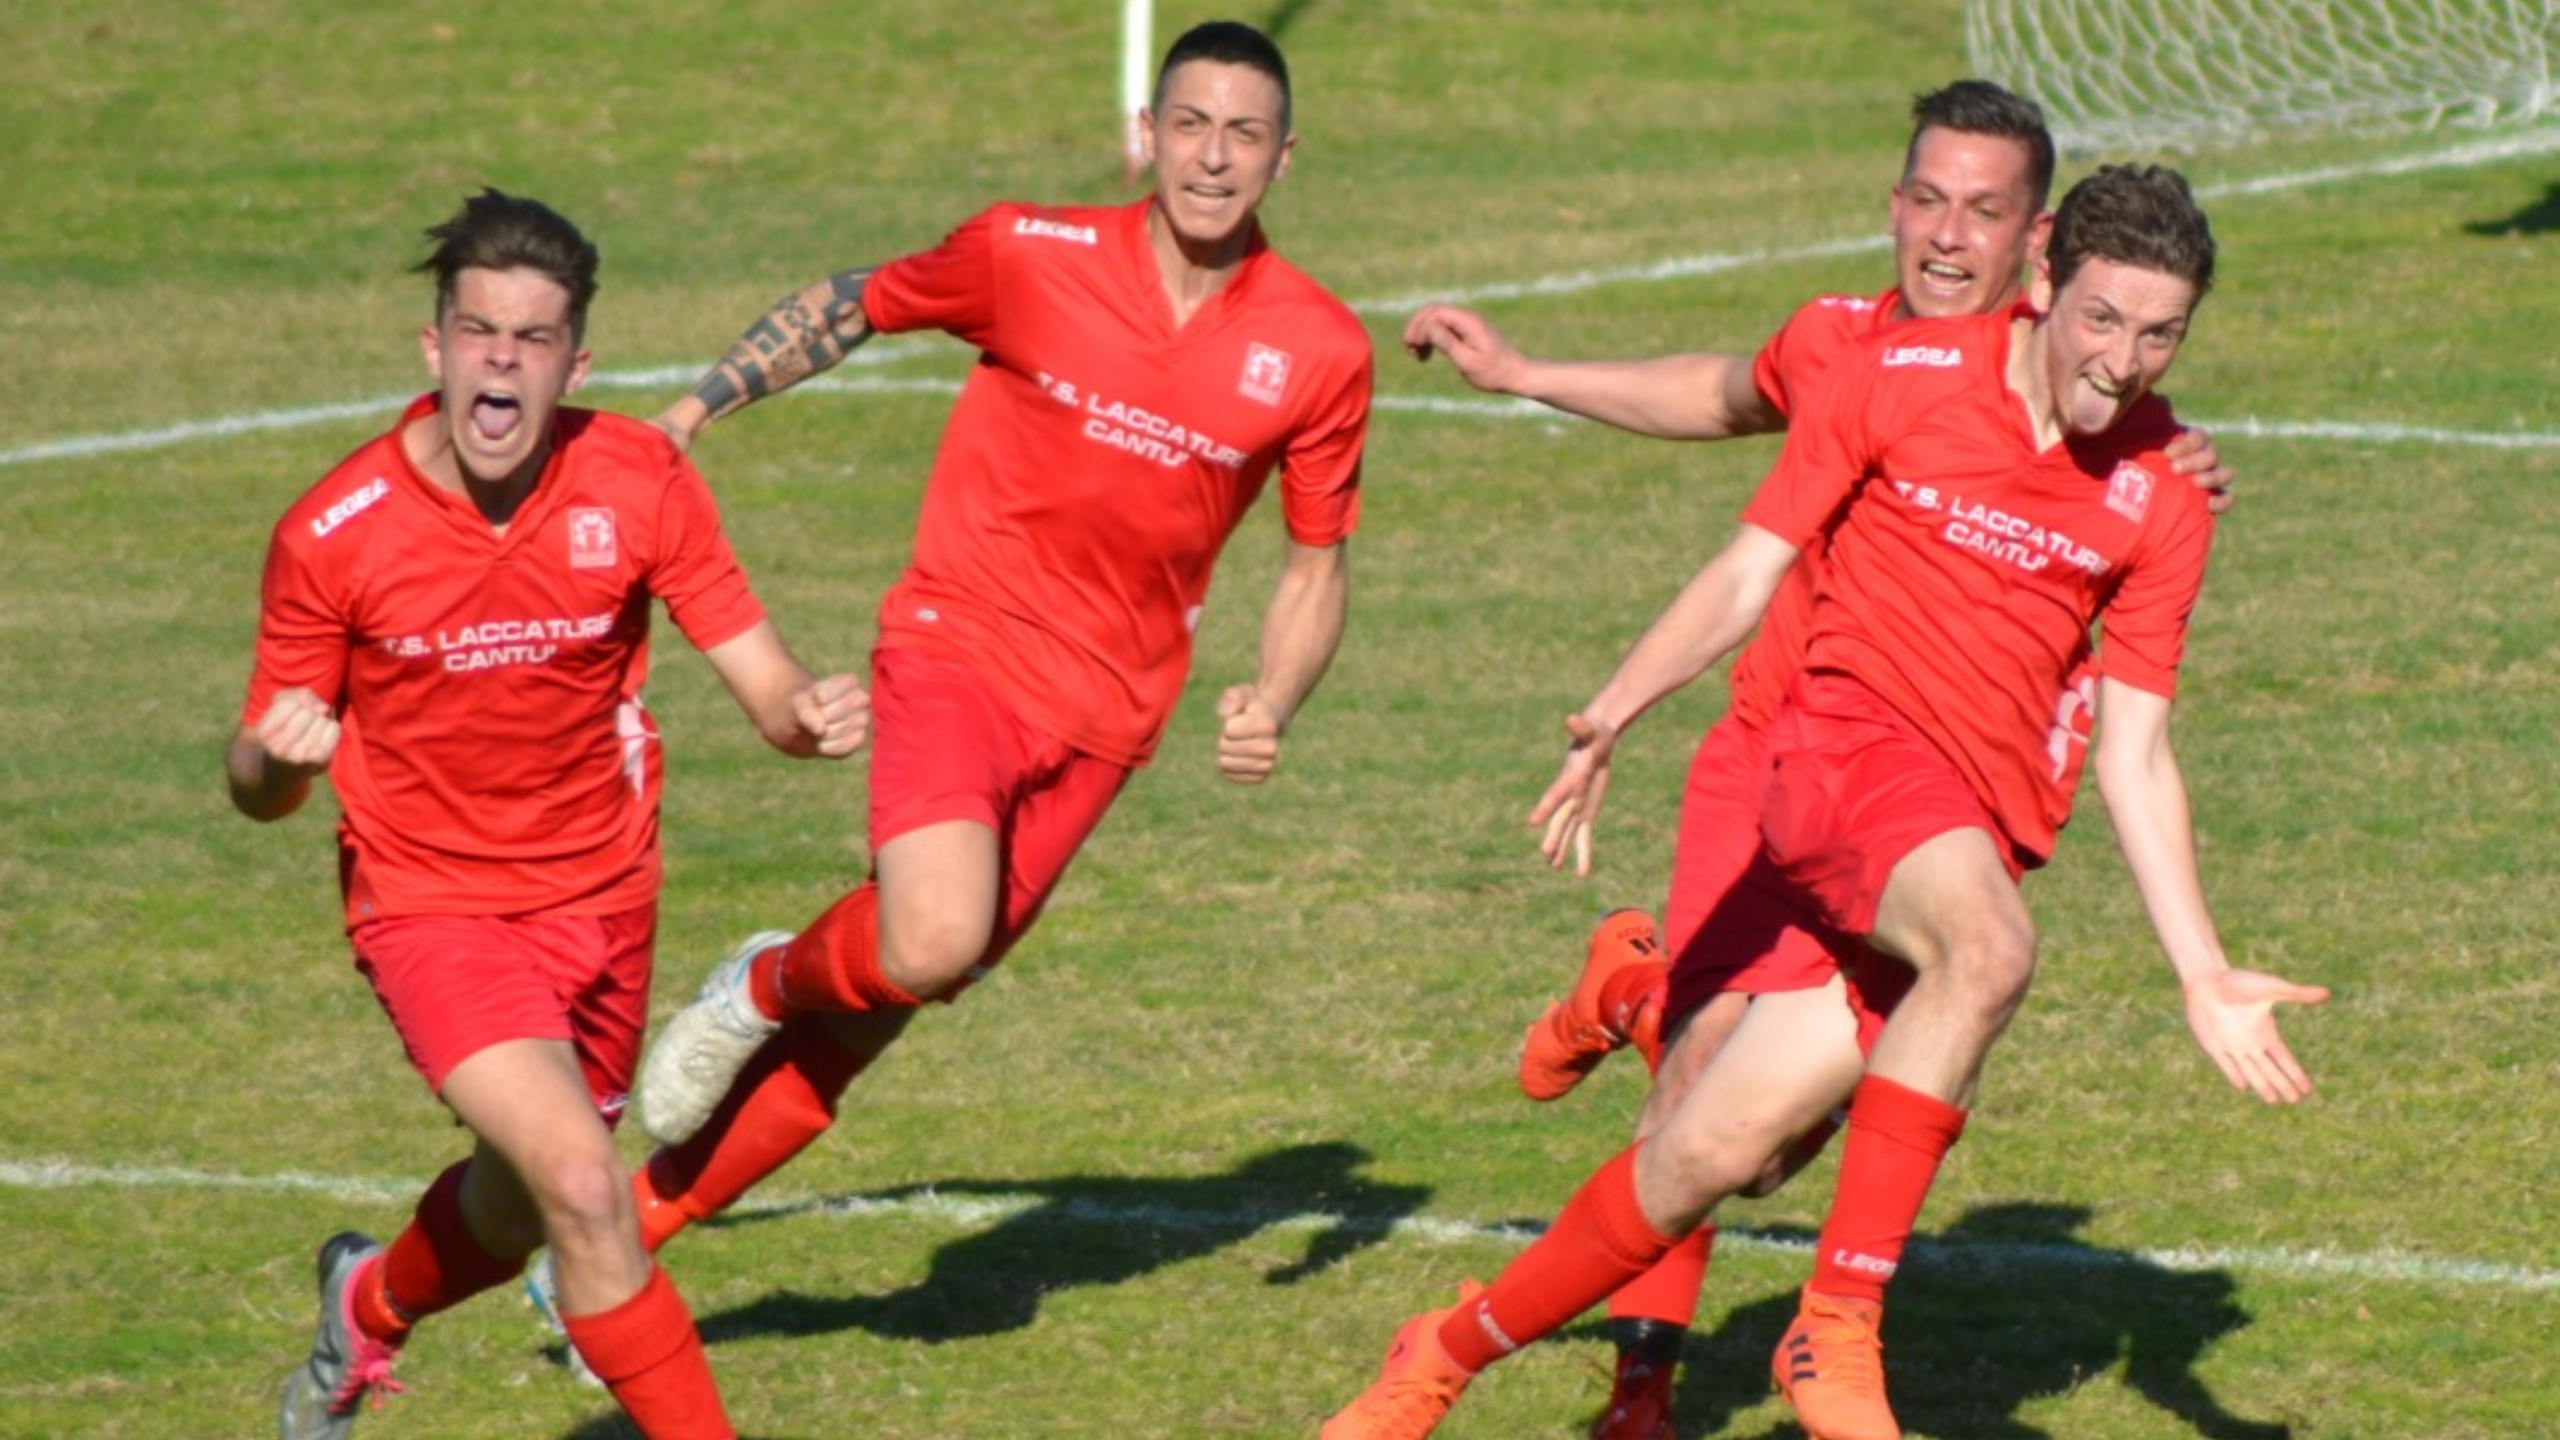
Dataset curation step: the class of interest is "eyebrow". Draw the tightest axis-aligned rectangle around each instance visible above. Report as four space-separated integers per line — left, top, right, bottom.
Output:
1168 102 1274 127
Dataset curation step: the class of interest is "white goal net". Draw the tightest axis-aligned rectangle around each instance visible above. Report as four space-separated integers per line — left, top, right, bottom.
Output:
1965 0 2560 149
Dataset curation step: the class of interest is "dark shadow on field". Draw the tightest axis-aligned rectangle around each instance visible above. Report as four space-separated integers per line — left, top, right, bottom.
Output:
1559 1202 2292 1439
2463 181 2560 236
697 1140 1427 1345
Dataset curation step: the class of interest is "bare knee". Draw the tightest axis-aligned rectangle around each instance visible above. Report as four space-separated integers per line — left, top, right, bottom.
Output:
879 912 991 999
1945 911 2038 1029
526 1150 633 1251
1639 1113 1799 1222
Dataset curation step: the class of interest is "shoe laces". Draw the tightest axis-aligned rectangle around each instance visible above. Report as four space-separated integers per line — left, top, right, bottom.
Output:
1351 1290 1480 1440
326 1273 407 1417
1355 1363 1465 1440
329 1333 407 1415
1795 1296 1887 1394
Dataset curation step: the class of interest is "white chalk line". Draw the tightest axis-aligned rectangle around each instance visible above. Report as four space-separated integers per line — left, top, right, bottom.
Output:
6 1156 2553 1294
7 123 2556 472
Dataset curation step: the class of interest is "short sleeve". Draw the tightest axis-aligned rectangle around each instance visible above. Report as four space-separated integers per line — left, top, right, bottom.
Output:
1277 339 1372 547
1742 343 1878 547
649 451 768 653
240 529 352 727
2093 472 2216 698
862 207 1003 347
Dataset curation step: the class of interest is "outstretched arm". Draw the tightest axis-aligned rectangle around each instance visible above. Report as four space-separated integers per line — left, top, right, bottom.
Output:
1215 538 1349 785
699 619 869 760
2094 679 2327 1104
1532 523 1798 872
654 268 878 452
1403 304 1783 441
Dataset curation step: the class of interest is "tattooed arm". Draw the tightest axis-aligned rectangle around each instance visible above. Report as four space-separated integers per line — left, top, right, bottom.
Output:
652 267 875 452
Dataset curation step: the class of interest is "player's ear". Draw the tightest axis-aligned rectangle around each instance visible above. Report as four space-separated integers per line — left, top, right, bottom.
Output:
2028 251 2055 314
1274 131 1296 183
1136 107 1158 171
419 323 444 380
566 346 592 397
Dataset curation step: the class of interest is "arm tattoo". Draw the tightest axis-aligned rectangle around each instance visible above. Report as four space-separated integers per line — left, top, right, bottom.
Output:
690 267 876 422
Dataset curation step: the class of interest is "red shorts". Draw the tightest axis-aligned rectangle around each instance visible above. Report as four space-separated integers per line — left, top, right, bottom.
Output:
350 904 655 1118
867 645 1132 984
1760 672 2021 938
1662 714 1909 1052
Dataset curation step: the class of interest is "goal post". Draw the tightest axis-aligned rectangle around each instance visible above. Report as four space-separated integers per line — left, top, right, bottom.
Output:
1964 0 2559 149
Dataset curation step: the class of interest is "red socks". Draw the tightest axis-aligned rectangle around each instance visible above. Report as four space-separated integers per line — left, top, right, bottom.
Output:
360 1161 526 1345
1807 1074 1967 1304
1438 1148 1676 1373
760 884 921 1018
642 883 920 1252
635 1018 879 1252
1605 1224 1714 1328
559 1264 734 1440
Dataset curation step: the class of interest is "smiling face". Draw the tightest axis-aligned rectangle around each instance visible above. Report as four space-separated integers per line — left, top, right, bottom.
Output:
1141 59 1294 269
417 265 590 490
1889 126 2051 320
2035 255 2196 437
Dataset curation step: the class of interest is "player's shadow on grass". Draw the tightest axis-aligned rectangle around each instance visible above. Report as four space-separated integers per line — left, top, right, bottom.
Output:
1567 1200 2291 1440
698 1140 1426 1345
2464 181 2560 236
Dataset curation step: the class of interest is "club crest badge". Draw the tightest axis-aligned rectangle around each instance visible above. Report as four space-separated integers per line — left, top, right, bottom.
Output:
2104 460 2155 522
569 507 618 569
1239 343 1292 406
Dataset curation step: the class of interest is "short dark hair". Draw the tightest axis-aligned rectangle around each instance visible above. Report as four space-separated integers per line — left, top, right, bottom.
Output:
413 188 600 339
2049 163 2217 302
1906 79 2057 210
1153 20 1292 134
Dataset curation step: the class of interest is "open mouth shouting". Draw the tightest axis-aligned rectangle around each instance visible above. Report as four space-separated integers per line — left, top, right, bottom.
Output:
471 390 524 443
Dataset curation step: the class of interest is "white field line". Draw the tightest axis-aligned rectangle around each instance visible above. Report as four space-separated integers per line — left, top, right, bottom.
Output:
7 1156 2555 1294
6 127 2556 472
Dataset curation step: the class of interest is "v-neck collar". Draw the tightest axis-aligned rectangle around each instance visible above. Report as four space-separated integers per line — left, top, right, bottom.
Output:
392 392 565 547
1119 198 1270 340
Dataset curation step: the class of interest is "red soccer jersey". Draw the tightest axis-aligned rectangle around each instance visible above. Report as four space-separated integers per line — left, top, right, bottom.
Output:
1724 287 1904 730
1743 308 2214 863
860 199 1372 767
243 396 769 925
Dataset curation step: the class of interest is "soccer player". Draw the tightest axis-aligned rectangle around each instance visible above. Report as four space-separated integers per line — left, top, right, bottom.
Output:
228 190 866 1440
1402 81 2237 1439
1322 164 2326 1440
614 19 1372 1282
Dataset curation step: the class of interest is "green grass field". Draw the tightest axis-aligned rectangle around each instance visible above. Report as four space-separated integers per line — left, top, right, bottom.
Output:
6 2 2558 1437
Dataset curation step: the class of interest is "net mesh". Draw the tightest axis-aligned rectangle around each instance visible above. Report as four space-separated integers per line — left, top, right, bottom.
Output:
1964 0 2560 149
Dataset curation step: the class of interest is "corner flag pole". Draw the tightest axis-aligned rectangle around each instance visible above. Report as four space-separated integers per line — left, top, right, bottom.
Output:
1121 0 1152 185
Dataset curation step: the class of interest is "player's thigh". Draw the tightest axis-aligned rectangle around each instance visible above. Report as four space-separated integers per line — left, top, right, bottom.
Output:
440 1038 626 1234
1868 827 2037 982
873 819 1005 993
1641 981 1863 1205
1636 991 1749 1140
